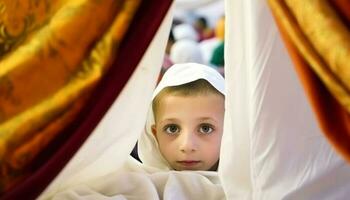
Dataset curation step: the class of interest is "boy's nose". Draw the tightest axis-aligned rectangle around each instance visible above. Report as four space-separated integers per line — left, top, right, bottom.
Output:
178 132 197 153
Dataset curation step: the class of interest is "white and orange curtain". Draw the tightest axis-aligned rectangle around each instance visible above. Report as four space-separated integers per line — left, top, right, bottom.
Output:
0 0 173 199
0 0 350 199
220 0 350 199
268 0 350 161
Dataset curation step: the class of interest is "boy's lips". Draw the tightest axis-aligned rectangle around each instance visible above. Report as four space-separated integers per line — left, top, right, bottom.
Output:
176 160 201 166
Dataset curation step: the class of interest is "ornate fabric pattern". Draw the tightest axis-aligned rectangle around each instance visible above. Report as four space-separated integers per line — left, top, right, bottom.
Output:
0 0 141 192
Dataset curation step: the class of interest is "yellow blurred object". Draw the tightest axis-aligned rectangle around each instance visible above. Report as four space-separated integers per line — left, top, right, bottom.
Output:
215 16 225 40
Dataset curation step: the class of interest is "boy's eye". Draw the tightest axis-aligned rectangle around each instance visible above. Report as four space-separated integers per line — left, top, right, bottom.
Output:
164 124 180 135
199 124 214 134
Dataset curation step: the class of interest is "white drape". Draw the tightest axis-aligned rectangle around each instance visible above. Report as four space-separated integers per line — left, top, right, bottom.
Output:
39 0 350 199
220 0 350 199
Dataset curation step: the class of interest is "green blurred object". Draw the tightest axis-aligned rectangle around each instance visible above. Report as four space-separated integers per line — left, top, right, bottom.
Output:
210 41 224 67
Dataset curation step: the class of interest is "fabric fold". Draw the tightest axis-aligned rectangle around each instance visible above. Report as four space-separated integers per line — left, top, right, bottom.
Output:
268 0 350 162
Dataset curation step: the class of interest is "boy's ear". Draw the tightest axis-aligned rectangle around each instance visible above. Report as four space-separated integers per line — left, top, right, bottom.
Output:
151 125 157 137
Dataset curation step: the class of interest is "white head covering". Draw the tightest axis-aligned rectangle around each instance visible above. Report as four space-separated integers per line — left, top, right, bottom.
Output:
172 23 199 41
170 40 204 64
138 62 225 170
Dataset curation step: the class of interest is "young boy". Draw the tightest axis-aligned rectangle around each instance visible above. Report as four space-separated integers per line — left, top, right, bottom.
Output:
138 63 225 171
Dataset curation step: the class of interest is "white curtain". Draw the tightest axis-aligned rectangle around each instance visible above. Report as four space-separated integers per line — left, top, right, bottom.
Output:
39 0 350 199
220 0 350 199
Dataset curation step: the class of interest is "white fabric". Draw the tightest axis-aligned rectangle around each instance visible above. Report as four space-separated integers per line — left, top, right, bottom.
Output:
138 62 225 170
40 4 225 200
220 0 350 200
171 23 204 64
199 37 221 65
172 23 199 41
51 157 224 200
170 40 204 64
153 63 225 98
39 0 350 199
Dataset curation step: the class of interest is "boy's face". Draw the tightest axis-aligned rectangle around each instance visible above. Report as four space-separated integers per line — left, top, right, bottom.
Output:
152 93 224 171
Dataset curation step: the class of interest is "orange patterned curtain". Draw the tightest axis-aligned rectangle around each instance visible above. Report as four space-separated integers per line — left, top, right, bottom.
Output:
268 0 350 161
0 0 140 192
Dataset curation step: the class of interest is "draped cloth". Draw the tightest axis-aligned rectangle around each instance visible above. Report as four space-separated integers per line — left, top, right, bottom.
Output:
268 0 350 162
220 0 350 199
0 0 140 192
39 3 224 200
1 0 173 199
1 0 350 199
45 0 350 198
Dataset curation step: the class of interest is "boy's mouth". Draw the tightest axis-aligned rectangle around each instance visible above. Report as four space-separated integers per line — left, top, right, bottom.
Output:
176 160 201 167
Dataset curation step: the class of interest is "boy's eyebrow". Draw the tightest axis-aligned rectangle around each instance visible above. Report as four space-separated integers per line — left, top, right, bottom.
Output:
158 117 221 124
198 117 219 123
158 118 179 124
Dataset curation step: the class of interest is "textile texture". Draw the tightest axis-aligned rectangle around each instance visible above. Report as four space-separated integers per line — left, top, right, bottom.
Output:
268 0 350 162
0 0 142 197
